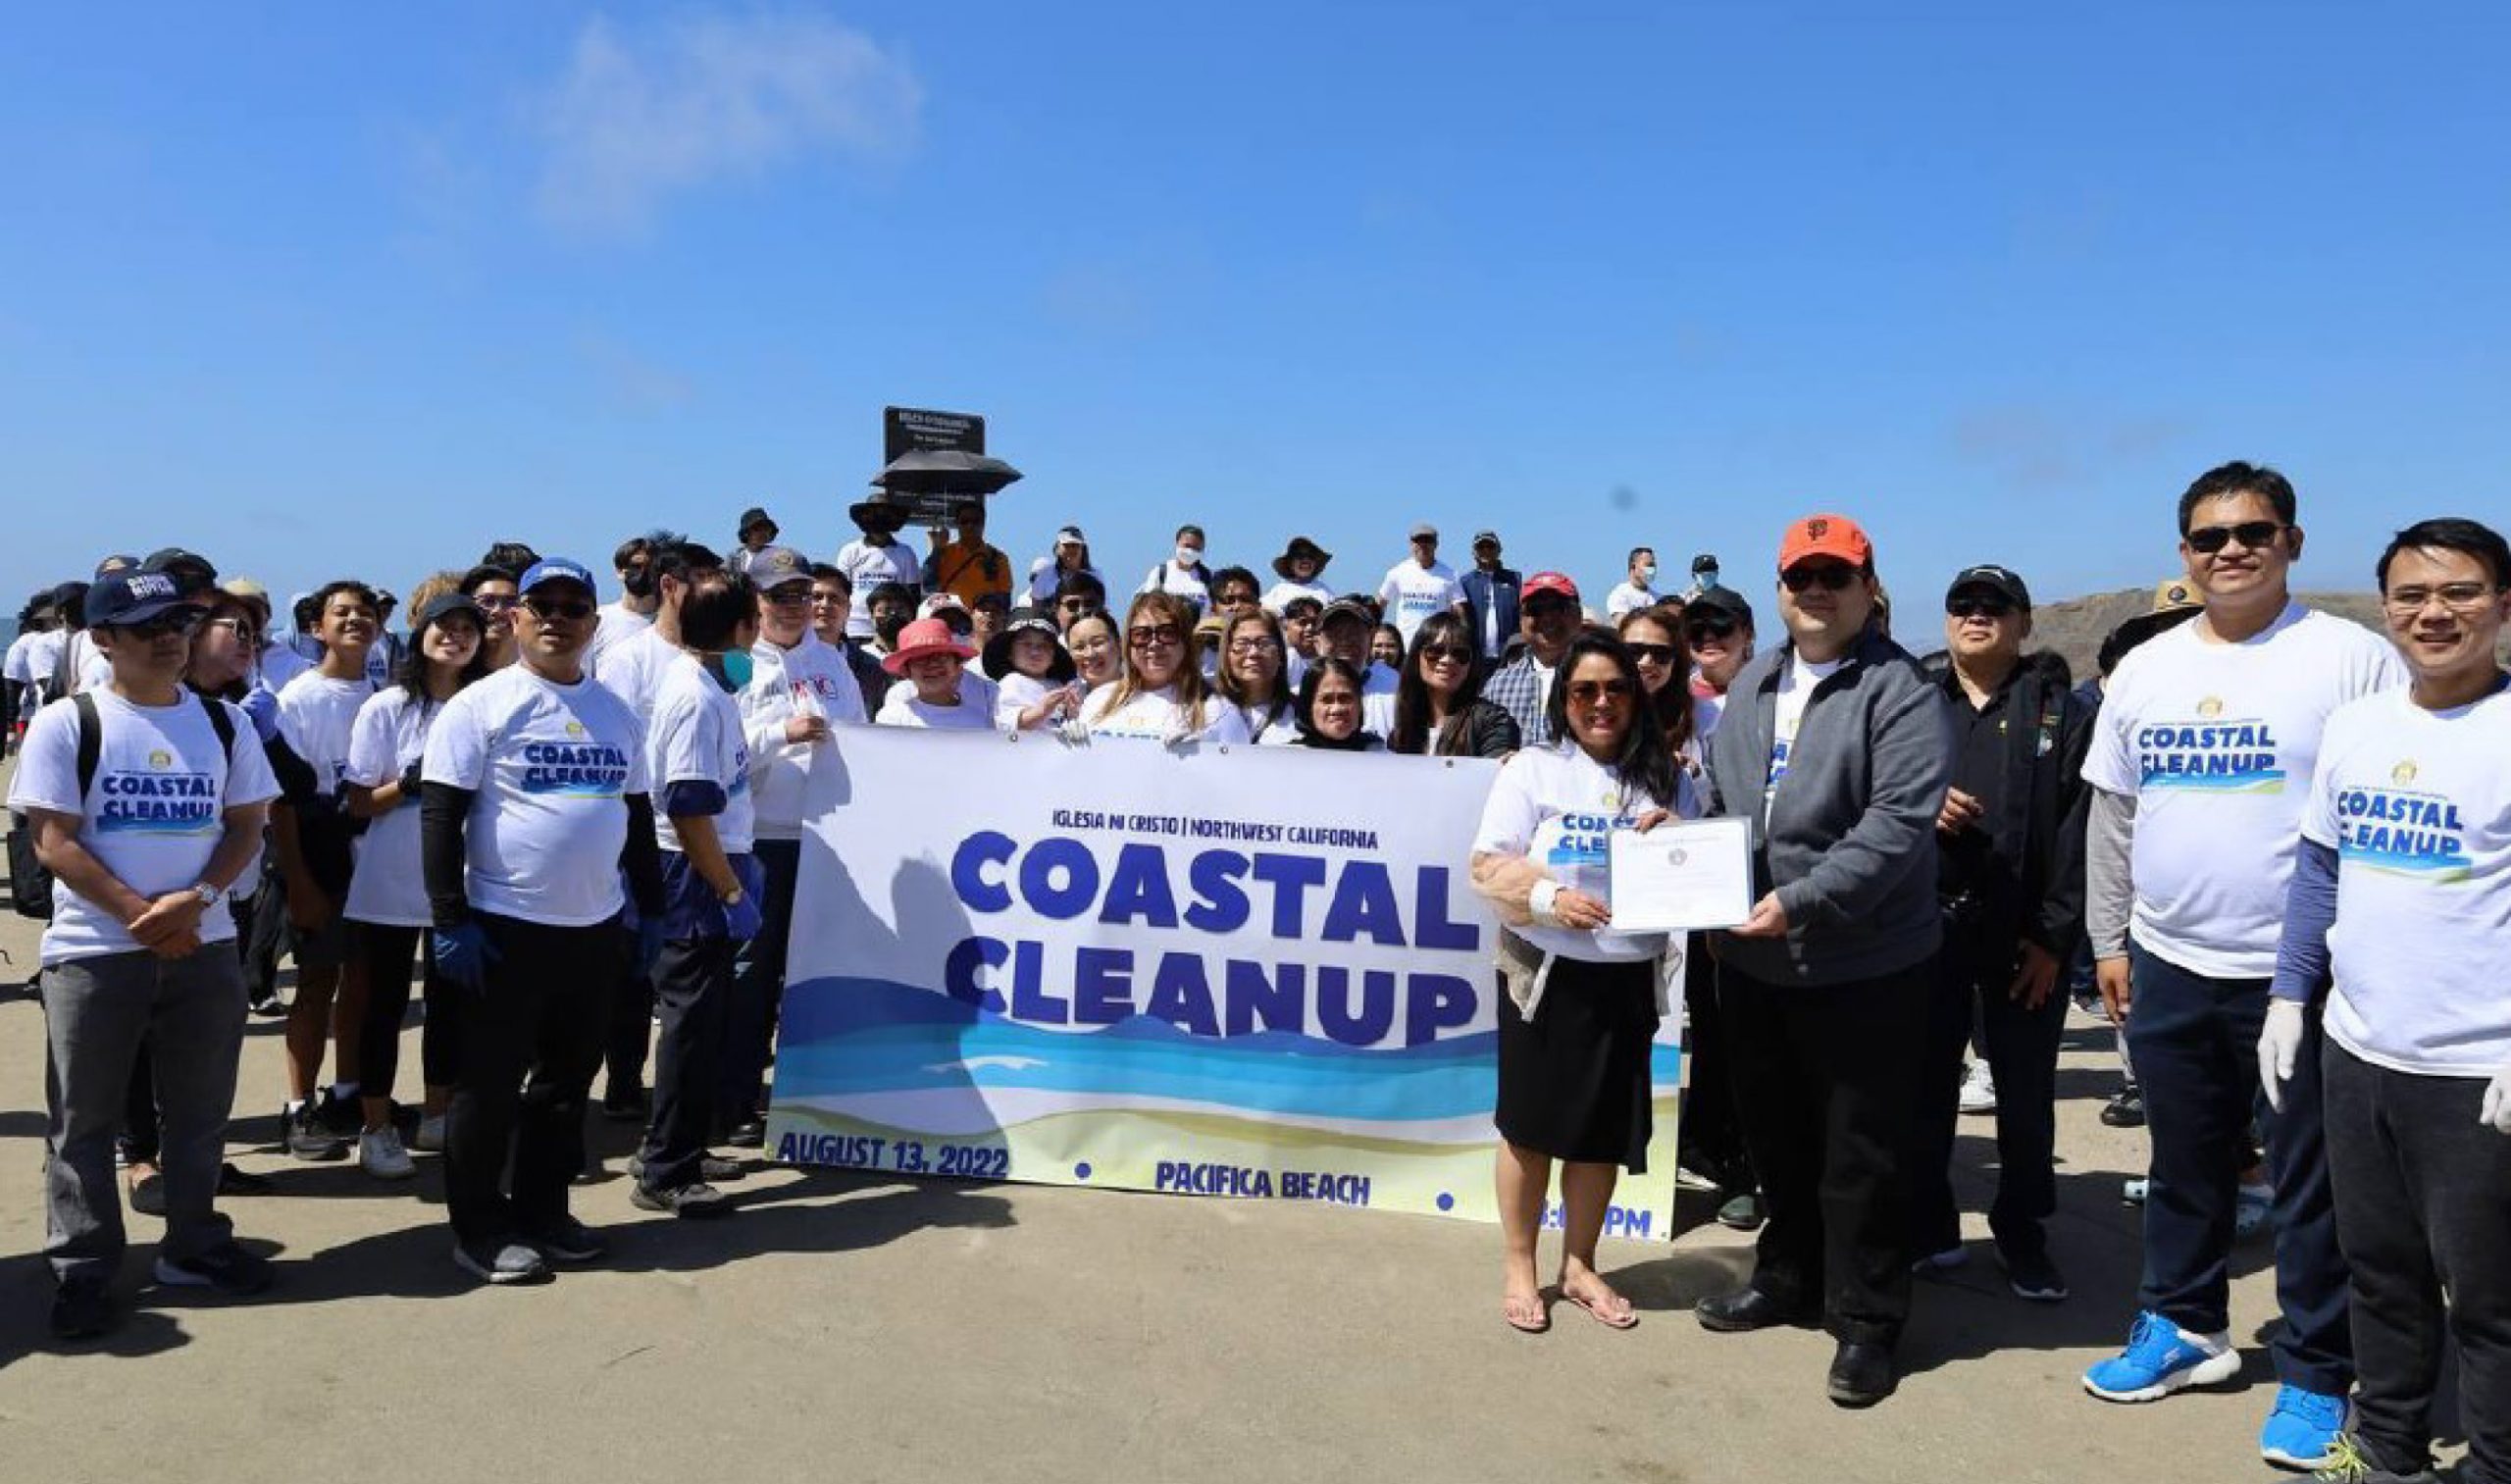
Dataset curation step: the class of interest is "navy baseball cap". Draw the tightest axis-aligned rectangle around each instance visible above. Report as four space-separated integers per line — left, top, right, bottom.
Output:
1946 564 2032 611
518 557 597 594
83 567 210 629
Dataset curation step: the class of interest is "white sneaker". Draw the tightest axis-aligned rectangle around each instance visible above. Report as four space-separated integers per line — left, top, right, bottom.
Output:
412 1114 446 1152
359 1128 417 1180
1958 1060 1997 1114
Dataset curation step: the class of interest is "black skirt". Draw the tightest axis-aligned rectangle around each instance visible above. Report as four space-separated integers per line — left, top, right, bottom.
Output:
1494 954 1661 1172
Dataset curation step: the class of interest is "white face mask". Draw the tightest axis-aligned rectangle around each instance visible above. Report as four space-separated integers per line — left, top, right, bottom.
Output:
1175 545 1202 567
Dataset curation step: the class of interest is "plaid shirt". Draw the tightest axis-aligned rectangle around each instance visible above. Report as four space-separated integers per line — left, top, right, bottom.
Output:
1482 652 1553 748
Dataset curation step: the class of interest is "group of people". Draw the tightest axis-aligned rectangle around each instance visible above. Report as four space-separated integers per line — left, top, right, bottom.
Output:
3 466 2505 1484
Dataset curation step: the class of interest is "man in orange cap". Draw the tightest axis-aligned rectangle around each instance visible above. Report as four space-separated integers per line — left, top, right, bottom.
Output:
1693 513 1950 1410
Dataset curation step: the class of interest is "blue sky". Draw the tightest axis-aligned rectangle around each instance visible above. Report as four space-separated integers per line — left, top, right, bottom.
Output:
5 4 2507 626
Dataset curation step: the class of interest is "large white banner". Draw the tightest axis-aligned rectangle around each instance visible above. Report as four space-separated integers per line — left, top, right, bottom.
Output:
766 727 1683 1238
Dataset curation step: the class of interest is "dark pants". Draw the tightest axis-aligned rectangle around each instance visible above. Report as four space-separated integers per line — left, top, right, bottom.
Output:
1720 957 1933 1347
2125 945 2351 1393
354 923 459 1104
1678 940 1750 1191
640 933 737 1191
721 838 799 1126
43 949 246 1282
443 914 614 1243
603 913 656 1102
2324 1040 2511 1484
1909 917 2068 1259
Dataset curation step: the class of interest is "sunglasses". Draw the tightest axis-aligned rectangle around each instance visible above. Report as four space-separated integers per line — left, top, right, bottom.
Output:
1420 643 1475 665
1566 678 1633 704
1625 641 1679 665
1683 615 1738 642
523 596 595 622
127 609 205 639
1525 598 1578 618
206 616 260 645
763 586 812 607
1946 596 2016 620
2184 520 2285 555
1780 564 1860 593
1057 597 1102 614
1128 626 1184 649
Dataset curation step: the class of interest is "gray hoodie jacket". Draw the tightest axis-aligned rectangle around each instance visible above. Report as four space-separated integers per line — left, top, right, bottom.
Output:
1706 623 1949 986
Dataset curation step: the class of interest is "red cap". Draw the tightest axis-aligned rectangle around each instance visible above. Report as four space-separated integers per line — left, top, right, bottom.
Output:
1778 514 1872 572
1522 571 1579 602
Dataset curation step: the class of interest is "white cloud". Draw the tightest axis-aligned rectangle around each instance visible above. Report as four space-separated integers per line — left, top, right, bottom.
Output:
532 12 921 233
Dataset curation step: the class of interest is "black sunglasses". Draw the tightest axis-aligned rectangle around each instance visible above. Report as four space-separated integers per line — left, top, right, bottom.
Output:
1683 614 1738 641
1780 564 1860 593
1625 640 1679 665
1419 643 1475 665
523 596 595 622
1946 596 2016 620
126 608 206 639
2184 520 2284 555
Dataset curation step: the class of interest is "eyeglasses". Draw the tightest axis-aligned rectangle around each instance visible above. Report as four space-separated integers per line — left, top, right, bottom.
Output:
470 592 517 612
1780 563 1859 593
1566 678 1633 704
1420 643 1474 665
2383 582 2499 616
1946 597 2016 620
206 617 260 645
1683 615 1738 642
1227 637 1280 654
2184 520 2285 555
1128 626 1184 649
1625 641 1678 666
523 596 595 622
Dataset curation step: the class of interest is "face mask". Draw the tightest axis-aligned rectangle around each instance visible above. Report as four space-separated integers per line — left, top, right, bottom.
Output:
620 568 656 600
717 650 753 691
1638 565 1657 586
1698 565 1719 589
1175 545 1201 568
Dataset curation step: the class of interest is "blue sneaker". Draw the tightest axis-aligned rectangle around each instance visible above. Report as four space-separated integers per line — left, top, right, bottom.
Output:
2259 1384 2349 1470
2082 1310 2240 1403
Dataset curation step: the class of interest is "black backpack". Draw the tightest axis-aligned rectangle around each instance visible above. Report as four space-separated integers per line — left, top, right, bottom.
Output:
6 691 238 920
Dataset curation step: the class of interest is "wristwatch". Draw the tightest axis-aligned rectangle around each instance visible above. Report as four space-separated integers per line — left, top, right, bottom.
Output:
189 881 222 909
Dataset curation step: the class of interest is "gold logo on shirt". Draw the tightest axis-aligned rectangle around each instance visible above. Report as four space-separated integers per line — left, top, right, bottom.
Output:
147 749 173 769
2196 696 2225 719
565 721 586 738
2391 760 2418 786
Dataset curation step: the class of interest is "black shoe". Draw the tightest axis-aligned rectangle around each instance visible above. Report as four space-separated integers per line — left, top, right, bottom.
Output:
631 1181 733 1217
315 1092 364 1138
600 1089 650 1123
1826 1341 1897 1408
1715 1192 1766 1231
627 1152 745 1183
247 991 288 1018
1695 1287 1815 1334
284 1102 347 1160
217 1161 275 1196
522 1216 608 1264
50 1277 116 1341
153 1242 275 1297
1998 1246 2071 1303
2100 1087 2145 1128
722 1119 766 1150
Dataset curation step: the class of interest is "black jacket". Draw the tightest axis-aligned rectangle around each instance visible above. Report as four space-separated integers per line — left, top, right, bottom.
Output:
1925 650 2092 960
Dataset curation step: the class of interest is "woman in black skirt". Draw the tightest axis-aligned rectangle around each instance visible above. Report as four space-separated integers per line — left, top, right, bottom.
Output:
1470 631 1693 1334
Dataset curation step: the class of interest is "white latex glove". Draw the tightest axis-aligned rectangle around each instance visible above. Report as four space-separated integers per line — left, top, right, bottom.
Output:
2258 998 2308 1113
2482 1062 2511 1136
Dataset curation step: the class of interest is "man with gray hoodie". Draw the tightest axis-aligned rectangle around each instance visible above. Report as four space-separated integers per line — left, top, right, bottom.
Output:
1692 514 1950 1410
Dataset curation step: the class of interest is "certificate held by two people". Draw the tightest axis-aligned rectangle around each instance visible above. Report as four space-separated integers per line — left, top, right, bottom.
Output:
1606 816 1755 933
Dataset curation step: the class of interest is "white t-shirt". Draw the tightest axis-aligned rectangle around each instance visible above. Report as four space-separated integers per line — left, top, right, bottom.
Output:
71 632 111 694
647 651 754 856
1261 578 1333 615
1138 560 1212 615
341 688 440 927
882 669 998 721
2306 682 2511 1075
1376 559 1466 644
1078 684 1256 746
1470 742 1691 964
585 601 653 673
1692 689 1728 748
1026 559 1104 607
1239 700 1298 745
995 671 1078 732
740 633 867 841
277 671 375 799
1765 652 1841 806
2084 603 2404 978
421 664 649 928
835 538 923 639
1606 582 1656 619
588 623 676 725
3 630 43 687
1359 661 1400 740
876 685 997 730
8 689 279 964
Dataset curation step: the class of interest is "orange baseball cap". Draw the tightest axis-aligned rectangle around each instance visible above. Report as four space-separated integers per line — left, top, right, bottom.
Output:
1778 514 1873 572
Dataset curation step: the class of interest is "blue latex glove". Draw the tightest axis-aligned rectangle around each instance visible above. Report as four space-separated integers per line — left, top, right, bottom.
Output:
433 921 498 989
722 890 765 943
636 915 668 972
240 686 281 741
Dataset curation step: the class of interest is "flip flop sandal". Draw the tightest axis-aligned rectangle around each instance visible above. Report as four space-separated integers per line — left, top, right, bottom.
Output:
1502 1294 1551 1334
1565 1291 1639 1330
